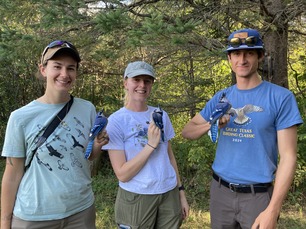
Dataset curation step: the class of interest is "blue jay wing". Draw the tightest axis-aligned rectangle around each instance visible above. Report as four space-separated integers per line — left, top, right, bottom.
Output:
85 110 108 159
208 93 232 143
152 111 163 129
209 102 232 124
90 111 108 137
89 123 107 141
152 106 165 142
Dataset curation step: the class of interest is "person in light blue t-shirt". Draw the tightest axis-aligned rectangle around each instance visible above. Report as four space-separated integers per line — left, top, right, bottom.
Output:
103 61 189 228
182 28 303 229
1 40 109 229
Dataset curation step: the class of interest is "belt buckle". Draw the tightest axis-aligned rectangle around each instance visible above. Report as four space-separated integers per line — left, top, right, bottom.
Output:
229 183 240 192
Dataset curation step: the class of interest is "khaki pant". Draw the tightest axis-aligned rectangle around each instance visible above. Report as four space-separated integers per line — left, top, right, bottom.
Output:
115 187 182 229
210 178 273 229
11 204 96 229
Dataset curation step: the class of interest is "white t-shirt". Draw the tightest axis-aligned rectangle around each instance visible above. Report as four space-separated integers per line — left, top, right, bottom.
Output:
103 106 177 194
2 98 96 220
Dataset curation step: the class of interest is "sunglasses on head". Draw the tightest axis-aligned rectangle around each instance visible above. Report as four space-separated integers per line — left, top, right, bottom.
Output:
41 40 78 64
228 36 257 47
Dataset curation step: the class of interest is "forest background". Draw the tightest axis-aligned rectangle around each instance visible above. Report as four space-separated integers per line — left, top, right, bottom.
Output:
0 0 305 228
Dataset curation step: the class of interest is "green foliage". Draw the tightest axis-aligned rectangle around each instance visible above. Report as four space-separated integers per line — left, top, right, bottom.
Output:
295 96 306 190
0 1 305 227
94 9 131 34
37 0 88 28
91 155 117 228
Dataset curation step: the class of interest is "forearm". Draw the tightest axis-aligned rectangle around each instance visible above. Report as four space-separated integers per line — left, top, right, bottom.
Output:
1 189 14 229
111 145 155 182
170 155 188 209
1 176 20 228
267 127 298 214
182 121 210 140
168 147 182 187
167 143 190 218
1 157 25 228
1 217 12 229
267 153 296 215
111 123 161 182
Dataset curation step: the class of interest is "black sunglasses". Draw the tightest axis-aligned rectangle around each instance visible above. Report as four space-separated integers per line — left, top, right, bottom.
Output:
41 40 78 64
228 36 257 47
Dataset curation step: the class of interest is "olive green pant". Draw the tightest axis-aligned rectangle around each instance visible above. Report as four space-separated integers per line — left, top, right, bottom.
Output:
115 187 182 229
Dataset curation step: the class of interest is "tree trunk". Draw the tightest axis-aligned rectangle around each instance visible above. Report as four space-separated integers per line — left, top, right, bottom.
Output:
261 0 289 88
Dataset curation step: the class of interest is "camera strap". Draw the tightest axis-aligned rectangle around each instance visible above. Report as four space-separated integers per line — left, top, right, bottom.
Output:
24 95 74 172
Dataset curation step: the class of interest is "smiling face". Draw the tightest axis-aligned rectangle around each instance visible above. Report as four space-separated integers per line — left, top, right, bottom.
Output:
40 54 78 95
124 75 154 107
228 49 264 79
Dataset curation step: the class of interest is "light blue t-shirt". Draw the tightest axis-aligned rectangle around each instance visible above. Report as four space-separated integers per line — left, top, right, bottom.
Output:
103 106 177 194
2 98 97 220
200 81 303 184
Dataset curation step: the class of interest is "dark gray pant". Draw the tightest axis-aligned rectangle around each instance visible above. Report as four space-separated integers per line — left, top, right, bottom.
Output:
11 204 96 229
210 178 273 229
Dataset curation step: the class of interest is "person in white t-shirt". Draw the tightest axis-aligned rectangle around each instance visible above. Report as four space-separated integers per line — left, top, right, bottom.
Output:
103 61 189 228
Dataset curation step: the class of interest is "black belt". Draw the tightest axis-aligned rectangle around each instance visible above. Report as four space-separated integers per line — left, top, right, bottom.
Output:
213 172 272 193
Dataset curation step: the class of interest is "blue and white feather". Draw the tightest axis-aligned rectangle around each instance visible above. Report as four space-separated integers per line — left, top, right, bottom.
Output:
84 110 108 159
152 106 165 142
208 93 232 143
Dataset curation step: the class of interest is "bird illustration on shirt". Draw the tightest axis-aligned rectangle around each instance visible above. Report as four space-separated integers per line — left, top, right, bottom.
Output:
228 104 263 125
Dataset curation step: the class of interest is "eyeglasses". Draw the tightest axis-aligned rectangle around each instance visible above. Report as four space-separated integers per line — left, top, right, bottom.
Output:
228 36 258 47
41 40 78 64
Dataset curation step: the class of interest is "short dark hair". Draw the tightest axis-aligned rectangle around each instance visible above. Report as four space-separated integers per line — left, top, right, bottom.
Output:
227 49 264 58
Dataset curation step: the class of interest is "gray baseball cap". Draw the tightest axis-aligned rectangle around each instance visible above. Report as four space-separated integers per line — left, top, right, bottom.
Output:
124 61 155 78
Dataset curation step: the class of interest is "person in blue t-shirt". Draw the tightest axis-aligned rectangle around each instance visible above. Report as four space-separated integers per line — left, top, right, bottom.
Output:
182 28 303 229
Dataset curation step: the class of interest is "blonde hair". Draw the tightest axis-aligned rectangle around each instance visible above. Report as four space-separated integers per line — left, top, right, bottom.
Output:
124 91 129 106
123 77 129 106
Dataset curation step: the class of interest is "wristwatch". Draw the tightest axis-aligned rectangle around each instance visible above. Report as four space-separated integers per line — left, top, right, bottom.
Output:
178 185 185 191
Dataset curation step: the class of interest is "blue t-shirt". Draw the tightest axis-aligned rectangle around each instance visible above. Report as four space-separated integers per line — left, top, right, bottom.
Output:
2 98 96 220
200 81 303 184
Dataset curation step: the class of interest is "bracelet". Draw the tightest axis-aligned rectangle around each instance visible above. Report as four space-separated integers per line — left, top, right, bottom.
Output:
147 143 156 149
178 185 185 191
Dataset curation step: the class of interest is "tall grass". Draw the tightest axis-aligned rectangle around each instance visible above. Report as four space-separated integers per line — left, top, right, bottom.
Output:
93 157 306 229
0 158 305 228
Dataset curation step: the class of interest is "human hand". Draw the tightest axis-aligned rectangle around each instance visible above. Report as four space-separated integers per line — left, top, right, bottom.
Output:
251 208 278 229
95 130 109 146
179 191 190 220
147 122 161 148
218 114 230 129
